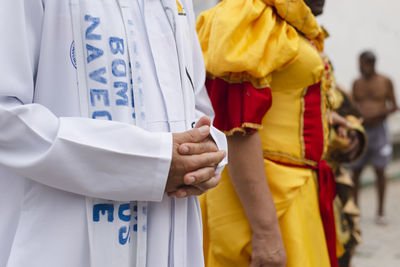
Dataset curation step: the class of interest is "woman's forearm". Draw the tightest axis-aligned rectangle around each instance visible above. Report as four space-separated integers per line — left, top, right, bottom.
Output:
227 132 280 235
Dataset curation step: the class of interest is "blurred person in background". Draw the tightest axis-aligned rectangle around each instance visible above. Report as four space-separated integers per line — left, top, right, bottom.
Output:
352 51 398 225
195 0 357 266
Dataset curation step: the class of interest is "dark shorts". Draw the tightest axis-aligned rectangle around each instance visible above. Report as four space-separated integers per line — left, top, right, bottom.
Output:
352 122 392 169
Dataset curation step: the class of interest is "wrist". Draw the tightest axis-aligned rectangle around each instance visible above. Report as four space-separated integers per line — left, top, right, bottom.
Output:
251 221 281 238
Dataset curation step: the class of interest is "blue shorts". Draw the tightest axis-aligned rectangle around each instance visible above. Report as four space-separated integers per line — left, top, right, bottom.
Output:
352 122 392 170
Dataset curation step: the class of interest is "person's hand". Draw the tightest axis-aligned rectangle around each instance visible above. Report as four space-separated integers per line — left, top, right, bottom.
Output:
166 122 226 198
178 116 218 157
331 128 362 162
342 129 362 161
250 231 287 267
328 111 363 162
329 112 361 160
328 111 351 131
173 116 224 197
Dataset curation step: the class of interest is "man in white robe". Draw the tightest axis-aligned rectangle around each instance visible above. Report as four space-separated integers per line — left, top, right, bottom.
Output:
0 0 227 267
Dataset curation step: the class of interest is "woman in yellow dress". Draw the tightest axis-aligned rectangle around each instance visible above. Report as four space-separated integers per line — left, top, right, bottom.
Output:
197 0 339 266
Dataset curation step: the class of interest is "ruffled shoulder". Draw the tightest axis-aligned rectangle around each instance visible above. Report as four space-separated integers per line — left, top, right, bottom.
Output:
206 76 272 136
197 0 299 85
196 0 324 83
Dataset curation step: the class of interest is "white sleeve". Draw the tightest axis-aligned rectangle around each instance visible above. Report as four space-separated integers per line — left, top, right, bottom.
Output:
0 0 171 202
186 1 228 173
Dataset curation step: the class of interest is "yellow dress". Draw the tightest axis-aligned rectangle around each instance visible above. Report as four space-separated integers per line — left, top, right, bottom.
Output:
197 0 333 266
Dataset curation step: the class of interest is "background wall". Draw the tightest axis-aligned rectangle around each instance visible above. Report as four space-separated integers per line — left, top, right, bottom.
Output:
319 0 400 98
318 0 400 136
193 0 218 16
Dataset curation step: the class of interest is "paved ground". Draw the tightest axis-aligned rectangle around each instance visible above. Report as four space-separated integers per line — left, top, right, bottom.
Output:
351 161 400 267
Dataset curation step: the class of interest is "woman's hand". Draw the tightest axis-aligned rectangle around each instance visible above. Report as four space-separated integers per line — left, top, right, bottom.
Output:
250 231 286 267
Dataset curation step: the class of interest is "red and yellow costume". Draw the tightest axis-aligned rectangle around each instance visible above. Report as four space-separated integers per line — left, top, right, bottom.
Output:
324 67 366 266
197 0 338 266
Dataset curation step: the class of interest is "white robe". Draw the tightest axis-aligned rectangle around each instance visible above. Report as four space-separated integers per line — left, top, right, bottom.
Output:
0 0 227 266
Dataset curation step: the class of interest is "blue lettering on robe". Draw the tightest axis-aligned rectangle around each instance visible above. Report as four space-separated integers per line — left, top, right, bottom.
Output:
109 37 124 55
118 203 131 222
93 204 114 222
92 111 112 120
114 82 128 106
112 59 126 77
85 15 101 40
90 89 110 106
130 88 135 108
86 44 104 64
119 226 131 245
130 88 135 119
133 215 138 232
89 67 107 84
133 205 138 232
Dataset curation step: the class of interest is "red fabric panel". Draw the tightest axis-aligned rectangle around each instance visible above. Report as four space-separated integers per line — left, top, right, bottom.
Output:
205 77 272 134
302 82 338 267
317 161 338 267
303 82 324 162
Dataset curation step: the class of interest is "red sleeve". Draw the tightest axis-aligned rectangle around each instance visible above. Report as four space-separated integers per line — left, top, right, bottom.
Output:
205 77 272 135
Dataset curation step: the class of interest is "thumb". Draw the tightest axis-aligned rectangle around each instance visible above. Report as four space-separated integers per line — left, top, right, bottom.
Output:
194 116 211 129
179 125 210 144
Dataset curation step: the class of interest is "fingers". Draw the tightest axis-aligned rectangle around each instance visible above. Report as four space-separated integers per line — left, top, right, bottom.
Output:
169 174 221 198
183 166 216 185
174 125 210 145
194 174 221 191
330 112 351 128
178 137 218 155
169 186 203 198
174 116 212 146
183 168 221 192
185 150 226 172
194 116 211 129
167 147 225 194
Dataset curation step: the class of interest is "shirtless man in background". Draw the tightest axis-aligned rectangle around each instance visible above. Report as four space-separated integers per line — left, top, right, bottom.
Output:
352 50 398 224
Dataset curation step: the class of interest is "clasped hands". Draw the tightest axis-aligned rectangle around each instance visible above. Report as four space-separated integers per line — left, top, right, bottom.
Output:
166 116 226 198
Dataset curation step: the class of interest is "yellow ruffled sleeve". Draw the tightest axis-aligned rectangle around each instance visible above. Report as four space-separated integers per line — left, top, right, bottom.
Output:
197 0 299 87
196 0 324 87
